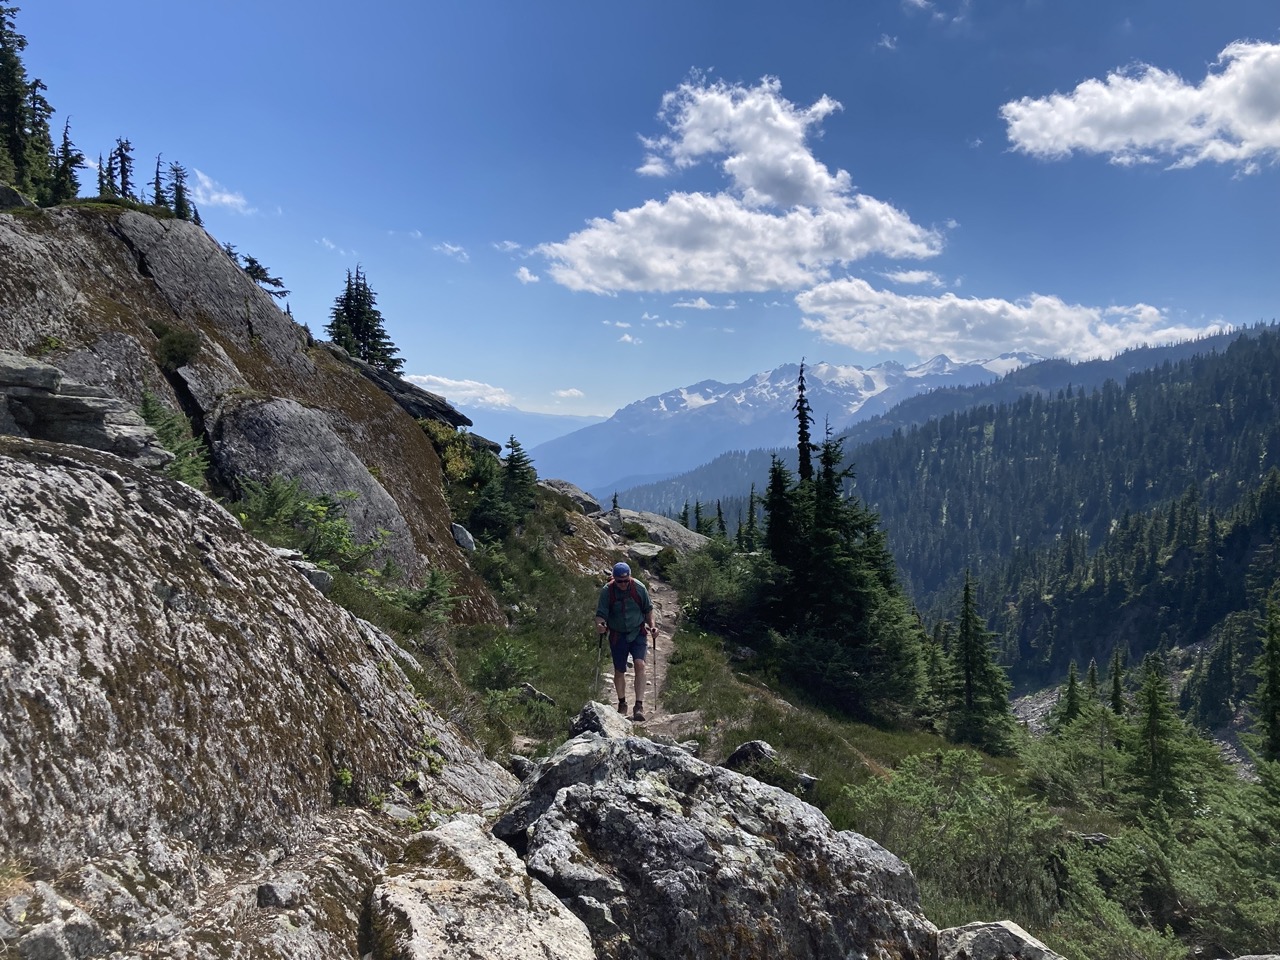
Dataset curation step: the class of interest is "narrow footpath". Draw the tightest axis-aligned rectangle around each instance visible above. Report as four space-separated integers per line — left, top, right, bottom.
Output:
596 574 681 724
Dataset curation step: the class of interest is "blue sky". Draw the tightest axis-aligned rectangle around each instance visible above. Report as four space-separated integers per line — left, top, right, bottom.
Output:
18 1 1280 418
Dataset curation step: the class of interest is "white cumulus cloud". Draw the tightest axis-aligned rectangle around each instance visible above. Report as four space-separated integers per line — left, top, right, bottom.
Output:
1001 40 1280 171
192 169 252 213
537 75 941 294
405 374 515 408
674 296 716 310
553 388 584 399
796 278 1226 360
515 266 540 284
883 269 945 286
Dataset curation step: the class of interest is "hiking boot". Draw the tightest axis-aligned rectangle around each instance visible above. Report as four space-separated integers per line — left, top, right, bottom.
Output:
617 699 627 715
632 702 646 722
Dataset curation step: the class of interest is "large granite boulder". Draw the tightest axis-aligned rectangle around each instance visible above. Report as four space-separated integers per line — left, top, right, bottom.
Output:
370 816 595 960
540 478 602 514
937 920 1066 960
493 733 935 959
210 394 420 575
594 508 710 554
0 437 517 956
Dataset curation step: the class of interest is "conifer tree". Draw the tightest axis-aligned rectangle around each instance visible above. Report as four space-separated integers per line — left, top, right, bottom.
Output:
0 9 55 199
1109 645 1126 714
241 255 290 299
1050 660 1083 731
1254 603 1280 762
715 500 726 538
792 359 816 483
743 483 759 551
325 266 403 373
502 435 537 515
1085 658 1100 700
151 153 167 208
168 161 190 220
948 572 1014 751
679 500 690 529
1130 655 1189 807
112 137 133 199
47 117 81 204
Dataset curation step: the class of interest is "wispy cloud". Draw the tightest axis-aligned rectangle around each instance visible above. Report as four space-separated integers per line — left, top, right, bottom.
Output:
797 277 1226 360
553 388 584 399
515 266 540 284
1002 40 1280 172
434 242 470 263
494 240 522 253
603 320 632 328
673 296 716 310
317 237 355 257
192 169 252 213
538 75 941 295
655 318 686 329
878 34 898 51
405 374 516 408
883 269 945 287
619 333 643 345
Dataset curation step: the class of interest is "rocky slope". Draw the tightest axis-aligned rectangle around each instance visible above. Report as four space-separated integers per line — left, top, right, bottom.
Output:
0 204 498 621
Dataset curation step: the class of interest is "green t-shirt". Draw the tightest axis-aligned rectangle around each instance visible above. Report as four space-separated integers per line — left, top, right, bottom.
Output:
596 578 652 635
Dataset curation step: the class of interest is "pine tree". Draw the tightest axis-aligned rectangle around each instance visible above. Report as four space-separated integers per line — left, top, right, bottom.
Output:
1130 654 1189 807
502 435 537 515
241 255 290 299
112 137 134 200
1109 645 1126 714
948 572 1015 751
1254 603 1280 762
1085 658 1100 701
792 359 816 483
0 9 55 198
678 500 690 529
47 117 81 204
743 483 759 551
151 153 167 208
714 500 726 538
168 161 190 220
325 266 403 374
1050 660 1082 732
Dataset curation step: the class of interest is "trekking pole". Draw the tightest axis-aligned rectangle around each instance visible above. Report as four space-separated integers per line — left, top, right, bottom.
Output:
651 624 660 707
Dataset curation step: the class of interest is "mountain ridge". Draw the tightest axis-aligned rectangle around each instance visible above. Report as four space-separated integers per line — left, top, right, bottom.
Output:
531 351 1042 494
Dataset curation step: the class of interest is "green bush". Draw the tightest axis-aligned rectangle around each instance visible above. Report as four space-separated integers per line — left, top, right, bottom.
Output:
139 390 209 489
473 637 533 692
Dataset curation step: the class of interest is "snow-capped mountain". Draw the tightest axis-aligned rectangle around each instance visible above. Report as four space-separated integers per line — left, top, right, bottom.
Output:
528 353 1042 494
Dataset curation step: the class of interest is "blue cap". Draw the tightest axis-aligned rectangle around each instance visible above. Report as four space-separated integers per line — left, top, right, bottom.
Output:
612 562 631 578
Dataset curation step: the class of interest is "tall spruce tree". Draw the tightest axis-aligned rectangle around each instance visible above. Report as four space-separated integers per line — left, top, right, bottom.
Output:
0 7 58 200
792 359 816 483
947 572 1014 751
168 161 190 220
326 266 403 373
502 435 537 515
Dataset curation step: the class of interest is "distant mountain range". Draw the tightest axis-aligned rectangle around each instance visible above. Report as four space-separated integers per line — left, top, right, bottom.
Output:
529 353 1042 494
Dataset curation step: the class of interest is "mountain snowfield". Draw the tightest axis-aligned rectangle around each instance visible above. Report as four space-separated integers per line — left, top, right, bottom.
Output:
530 353 1042 495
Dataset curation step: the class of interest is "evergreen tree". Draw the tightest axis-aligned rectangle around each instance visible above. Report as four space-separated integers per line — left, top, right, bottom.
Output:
168 161 190 220
112 137 133 199
1109 645 1126 714
47 116 81 204
0 9 55 199
792 359 816 483
743 483 759 551
1050 660 1083 731
325 265 403 373
715 499 726 538
151 153 167 208
1085 658 1100 700
241 255 290 299
1129 654 1190 807
502 435 537 515
947 572 1014 751
1254 603 1280 762
678 500 690 529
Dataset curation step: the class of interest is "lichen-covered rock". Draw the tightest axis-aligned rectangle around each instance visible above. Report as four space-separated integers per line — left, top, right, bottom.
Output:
539 478 601 514
0 205 502 623
210 394 420 575
370 815 595 960
0 437 518 954
0 349 172 467
937 920 1066 960
493 734 936 960
592 508 710 554
568 701 635 739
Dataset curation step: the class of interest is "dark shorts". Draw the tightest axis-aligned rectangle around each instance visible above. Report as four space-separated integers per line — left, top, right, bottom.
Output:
609 629 648 673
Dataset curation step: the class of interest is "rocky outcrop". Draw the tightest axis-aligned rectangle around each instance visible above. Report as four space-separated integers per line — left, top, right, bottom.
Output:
493 733 936 959
540 477 602 514
0 205 504 621
937 920 1066 960
0 349 171 467
316 341 473 430
0 437 517 956
370 816 595 959
594 508 710 554
211 394 421 575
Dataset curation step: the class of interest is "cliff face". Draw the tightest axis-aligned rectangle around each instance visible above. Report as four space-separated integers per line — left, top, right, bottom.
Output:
0 204 499 622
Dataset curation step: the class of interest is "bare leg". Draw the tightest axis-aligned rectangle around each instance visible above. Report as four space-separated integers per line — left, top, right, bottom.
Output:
633 658 647 708
614 669 626 706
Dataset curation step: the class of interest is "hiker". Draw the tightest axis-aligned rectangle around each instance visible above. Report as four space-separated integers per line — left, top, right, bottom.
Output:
595 561 656 721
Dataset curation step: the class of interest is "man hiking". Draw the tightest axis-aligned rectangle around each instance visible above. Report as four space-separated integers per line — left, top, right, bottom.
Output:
595 561 656 721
